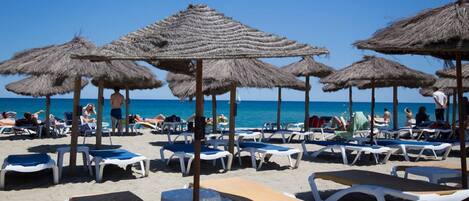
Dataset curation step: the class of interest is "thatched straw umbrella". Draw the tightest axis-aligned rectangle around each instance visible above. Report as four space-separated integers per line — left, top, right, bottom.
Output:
0 36 154 171
167 73 230 133
282 56 335 131
354 0 469 187
91 73 163 135
73 4 328 198
5 75 88 136
321 55 433 140
168 59 305 152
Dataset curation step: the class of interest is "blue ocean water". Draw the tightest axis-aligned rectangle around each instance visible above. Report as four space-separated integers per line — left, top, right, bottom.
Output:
0 98 444 128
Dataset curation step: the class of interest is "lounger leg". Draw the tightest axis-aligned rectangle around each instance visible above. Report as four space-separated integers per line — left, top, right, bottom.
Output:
312 147 330 158
442 147 451 160
84 152 92 176
431 149 438 160
57 151 64 179
177 156 186 175
340 146 348 165
308 174 323 201
159 148 166 163
257 154 265 170
294 152 302 168
186 157 193 175
281 132 286 143
373 153 379 164
415 149 425 162
401 145 410 161
382 150 393 164
139 161 146 177
351 151 363 165
220 158 226 170
287 155 293 167
226 154 233 171
52 166 59 184
301 141 309 157
249 150 257 169
0 169 7 189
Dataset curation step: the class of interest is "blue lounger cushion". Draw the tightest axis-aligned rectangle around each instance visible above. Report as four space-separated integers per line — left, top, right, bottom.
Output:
163 144 222 155
307 141 383 149
89 149 139 160
376 140 443 146
6 154 50 166
239 142 291 151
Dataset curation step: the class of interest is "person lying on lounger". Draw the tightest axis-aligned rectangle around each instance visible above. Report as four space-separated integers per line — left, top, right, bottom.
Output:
134 114 165 125
0 112 15 126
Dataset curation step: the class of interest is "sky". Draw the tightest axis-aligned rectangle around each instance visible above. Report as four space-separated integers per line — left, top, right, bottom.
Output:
0 0 457 103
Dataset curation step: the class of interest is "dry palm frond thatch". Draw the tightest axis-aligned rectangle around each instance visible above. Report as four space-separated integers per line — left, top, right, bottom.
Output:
282 56 335 77
74 4 328 62
0 37 154 81
90 64 163 90
6 75 88 97
436 64 469 78
320 55 434 85
354 0 469 60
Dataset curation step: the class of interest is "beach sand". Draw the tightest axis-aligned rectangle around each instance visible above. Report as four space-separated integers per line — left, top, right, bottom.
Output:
0 129 463 201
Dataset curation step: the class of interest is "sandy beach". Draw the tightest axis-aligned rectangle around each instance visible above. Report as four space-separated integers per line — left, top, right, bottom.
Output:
0 129 463 201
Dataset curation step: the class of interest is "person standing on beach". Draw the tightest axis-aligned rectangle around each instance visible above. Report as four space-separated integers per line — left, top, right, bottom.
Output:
110 88 124 135
432 87 447 122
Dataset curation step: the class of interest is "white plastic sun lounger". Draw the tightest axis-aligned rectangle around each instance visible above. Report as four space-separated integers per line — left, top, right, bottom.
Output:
236 142 302 170
160 144 232 175
375 140 452 161
89 149 149 182
1 153 58 189
309 170 469 201
302 140 393 165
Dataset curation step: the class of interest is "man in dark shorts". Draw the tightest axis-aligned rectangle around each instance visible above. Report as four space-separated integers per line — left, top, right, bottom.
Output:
111 88 124 135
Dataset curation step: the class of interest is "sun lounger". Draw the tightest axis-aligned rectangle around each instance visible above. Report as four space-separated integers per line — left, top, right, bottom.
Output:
89 149 149 182
69 191 144 201
236 142 302 170
302 140 393 165
160 144 232 175
198 177 300 201
1 153 58 189
309 170 469 201
391 162 469 186
375 140 452 161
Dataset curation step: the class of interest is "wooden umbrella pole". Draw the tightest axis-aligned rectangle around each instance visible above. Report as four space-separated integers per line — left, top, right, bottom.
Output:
69 76 82 172
45 95 51 137
369 79 375 144
452 89 457 133
228 83 236 154
277 87 282 130
96 80 104 147
349 86 353 120
455 53 468 189
125 88 130 134
193 59 203 201
304 75 310 131
211 94 217 133
393 85 398 130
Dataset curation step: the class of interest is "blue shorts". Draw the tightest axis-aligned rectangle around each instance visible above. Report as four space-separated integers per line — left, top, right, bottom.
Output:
110 108 122 120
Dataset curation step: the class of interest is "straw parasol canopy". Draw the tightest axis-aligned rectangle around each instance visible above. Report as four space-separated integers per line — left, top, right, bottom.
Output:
6 75 88 97
0 36 155 171
354 0 469 60
75 4 327 61
436 64 469 78
355 0 469 187
73 4 328 199
6 75 88 136
281 56 335 130
167 73 230 100
167 59 306 134
321 55 434 135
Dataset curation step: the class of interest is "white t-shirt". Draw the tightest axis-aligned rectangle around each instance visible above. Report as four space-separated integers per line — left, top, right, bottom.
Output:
433 90 447 109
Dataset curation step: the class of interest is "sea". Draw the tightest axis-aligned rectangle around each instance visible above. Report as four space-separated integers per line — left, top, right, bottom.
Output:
0 98 445 128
